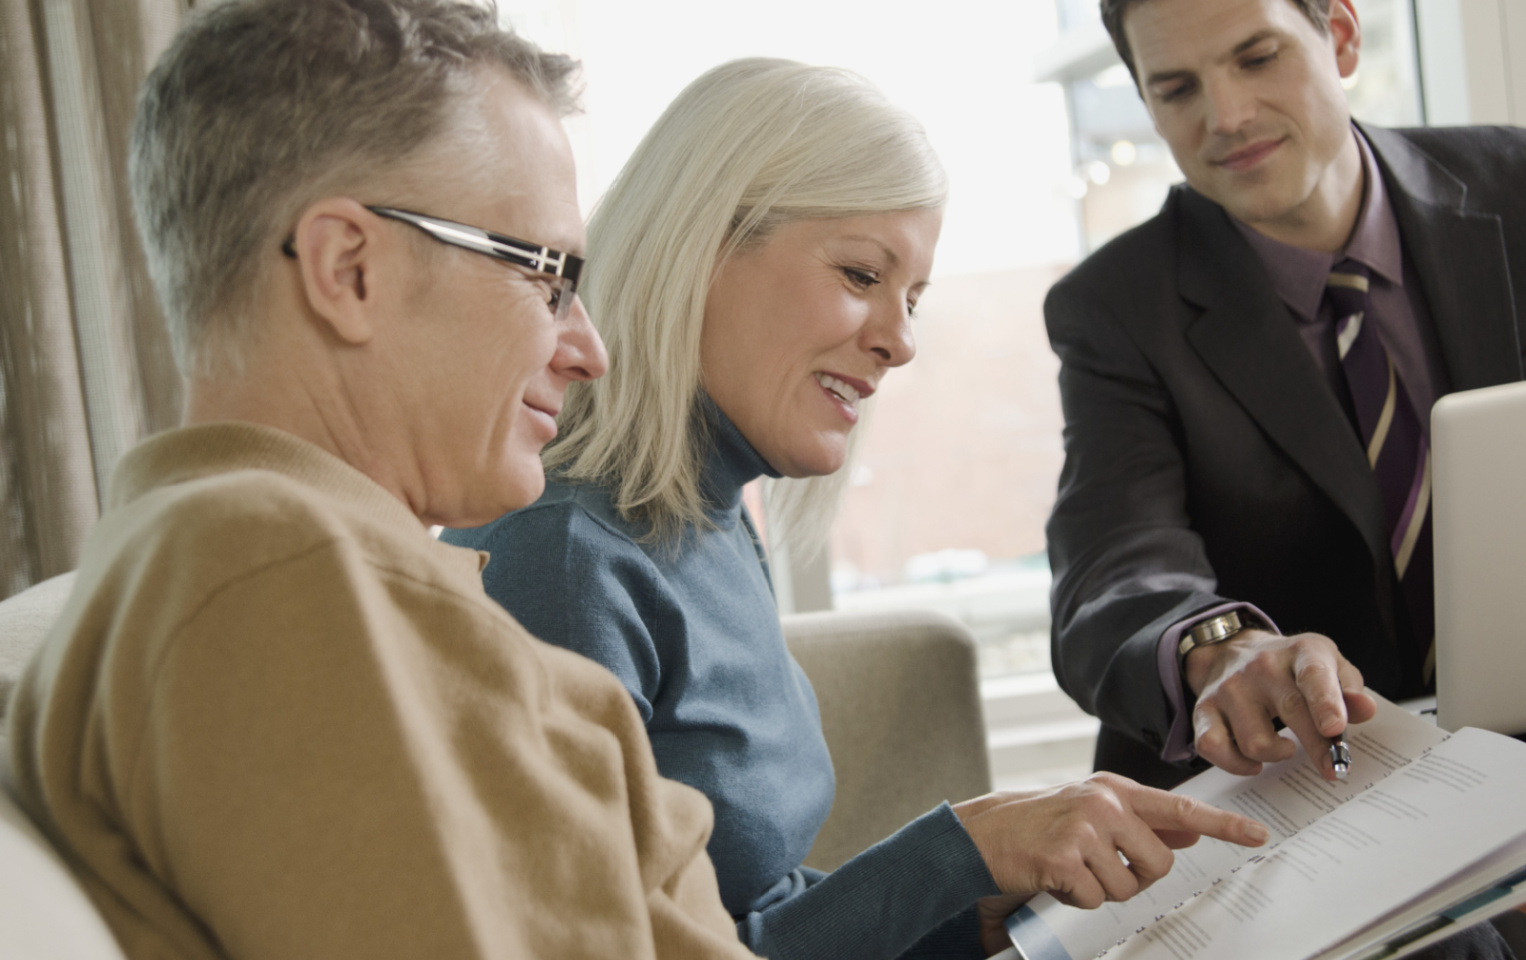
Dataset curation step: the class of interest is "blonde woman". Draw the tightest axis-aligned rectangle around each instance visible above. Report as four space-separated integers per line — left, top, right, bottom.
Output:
445 58 1265 959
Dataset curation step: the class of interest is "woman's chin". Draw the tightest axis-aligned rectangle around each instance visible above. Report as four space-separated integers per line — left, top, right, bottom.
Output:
769 443 849 479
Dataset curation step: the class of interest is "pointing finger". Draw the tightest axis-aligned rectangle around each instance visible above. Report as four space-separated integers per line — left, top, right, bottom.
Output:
1126 786 1269 848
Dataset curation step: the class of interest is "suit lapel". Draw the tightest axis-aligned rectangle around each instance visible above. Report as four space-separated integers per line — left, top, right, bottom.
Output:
1363 124 1523 390
1176 188 1390 566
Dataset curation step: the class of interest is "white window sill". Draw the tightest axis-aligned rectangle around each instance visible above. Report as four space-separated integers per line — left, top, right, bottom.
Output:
982 672 1098 791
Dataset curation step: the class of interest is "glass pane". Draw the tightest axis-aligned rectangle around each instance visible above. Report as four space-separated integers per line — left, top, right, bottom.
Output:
833 0 1423 683
1066 66 1183 254
1347 0 1423 126
829 267 1065 680
486 0 1420 686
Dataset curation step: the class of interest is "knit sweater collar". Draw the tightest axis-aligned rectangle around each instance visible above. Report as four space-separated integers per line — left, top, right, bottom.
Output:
698 394 780 523
108 421 486 575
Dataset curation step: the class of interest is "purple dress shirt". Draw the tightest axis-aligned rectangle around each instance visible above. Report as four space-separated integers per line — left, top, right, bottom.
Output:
1154 127 1451 763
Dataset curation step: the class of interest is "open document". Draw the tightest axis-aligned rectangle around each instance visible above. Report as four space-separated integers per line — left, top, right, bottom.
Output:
1006 694 1526 960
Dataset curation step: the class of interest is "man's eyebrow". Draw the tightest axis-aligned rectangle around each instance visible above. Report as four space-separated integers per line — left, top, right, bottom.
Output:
1143 67 1193 88
1142 29 1281 88
1230 29 1279 57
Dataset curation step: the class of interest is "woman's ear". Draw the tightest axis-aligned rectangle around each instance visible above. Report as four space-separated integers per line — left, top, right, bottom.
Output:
286 198 389 346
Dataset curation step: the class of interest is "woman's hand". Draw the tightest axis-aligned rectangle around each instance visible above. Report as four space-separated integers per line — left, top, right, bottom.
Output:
955 772 1268 949
976 892 1036 957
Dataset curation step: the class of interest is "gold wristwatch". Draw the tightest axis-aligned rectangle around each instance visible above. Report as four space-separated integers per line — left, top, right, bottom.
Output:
1178 610 1251 658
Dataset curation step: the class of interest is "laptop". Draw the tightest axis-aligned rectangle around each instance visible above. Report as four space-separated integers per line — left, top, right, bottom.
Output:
1433 378 1526 735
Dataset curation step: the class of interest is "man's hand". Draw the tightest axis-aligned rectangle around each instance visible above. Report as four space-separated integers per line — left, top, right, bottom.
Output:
956 772 1268 953
1185 628 1377 779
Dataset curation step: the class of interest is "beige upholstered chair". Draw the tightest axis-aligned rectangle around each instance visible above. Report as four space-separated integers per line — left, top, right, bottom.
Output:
0 571 127 960
0 571 76 757
785 607 991 872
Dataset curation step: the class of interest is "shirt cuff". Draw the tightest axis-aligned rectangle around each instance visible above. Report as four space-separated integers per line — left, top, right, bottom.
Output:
1156 603 1279 763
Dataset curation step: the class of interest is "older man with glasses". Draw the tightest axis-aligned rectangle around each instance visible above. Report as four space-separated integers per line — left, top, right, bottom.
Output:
3 2 761 958
281 206 585 320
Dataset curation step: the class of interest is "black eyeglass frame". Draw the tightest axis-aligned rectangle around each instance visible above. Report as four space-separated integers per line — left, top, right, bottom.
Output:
280 205 583 322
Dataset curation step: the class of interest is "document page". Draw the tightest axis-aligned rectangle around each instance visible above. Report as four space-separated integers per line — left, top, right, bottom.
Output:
1316 835 1526 960
1099 728 1526 960
1006 697 1507 960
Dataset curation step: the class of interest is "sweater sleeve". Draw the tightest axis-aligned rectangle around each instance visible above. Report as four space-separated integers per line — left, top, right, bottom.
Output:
739 804 999 960
114 536 751 960
458 507 1000 959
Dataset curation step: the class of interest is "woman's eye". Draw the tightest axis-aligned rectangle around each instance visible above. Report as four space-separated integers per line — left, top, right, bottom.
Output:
843 267 880 288
907 299 920 318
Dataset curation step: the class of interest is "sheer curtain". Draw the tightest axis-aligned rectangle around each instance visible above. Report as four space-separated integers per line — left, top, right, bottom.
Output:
0 0 189 600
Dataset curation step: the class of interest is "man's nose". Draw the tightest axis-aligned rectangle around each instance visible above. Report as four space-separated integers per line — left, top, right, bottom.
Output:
555 295 609 381
1204 77 1255 136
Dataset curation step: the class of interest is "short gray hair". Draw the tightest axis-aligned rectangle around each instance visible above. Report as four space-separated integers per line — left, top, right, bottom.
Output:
547 58 946 550
129 0 580 375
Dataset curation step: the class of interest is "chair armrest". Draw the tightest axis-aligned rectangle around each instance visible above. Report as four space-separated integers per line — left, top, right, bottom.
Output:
784 608 991 871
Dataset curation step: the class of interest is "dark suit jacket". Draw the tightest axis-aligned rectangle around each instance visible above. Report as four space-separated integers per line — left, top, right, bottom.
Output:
1045 124 1526 789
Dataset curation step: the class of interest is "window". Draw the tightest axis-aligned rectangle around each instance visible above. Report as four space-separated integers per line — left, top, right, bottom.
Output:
495 0 1426 789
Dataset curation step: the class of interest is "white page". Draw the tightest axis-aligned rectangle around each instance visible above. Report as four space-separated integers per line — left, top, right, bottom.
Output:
1009 699 1440 959
1098 728 1526 960
1314 835 1526 960
1009 696 1446 960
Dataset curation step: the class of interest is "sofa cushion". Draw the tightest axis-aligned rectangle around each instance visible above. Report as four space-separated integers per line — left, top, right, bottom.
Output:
0 767 126 960
0 571 122 957
0 571 76 730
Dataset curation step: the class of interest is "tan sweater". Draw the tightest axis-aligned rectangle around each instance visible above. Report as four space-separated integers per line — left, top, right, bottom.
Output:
5 422 755 960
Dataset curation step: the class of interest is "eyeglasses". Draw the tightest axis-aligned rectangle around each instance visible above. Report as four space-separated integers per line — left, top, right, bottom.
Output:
280 205 584 322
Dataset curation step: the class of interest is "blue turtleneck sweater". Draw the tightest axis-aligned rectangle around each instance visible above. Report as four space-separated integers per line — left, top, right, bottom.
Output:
444 401 997 959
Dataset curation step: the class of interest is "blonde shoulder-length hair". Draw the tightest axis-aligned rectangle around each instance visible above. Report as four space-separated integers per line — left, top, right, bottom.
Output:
546 57 947 551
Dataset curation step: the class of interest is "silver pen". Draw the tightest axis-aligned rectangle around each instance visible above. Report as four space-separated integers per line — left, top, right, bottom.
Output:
1329 731 1351 780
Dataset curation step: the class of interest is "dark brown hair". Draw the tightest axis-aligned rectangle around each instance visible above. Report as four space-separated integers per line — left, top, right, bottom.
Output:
1100 0 1332 82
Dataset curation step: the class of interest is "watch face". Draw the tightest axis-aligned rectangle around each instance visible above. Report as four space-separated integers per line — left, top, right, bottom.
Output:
1187 613 1242 652
1181 613 1241 657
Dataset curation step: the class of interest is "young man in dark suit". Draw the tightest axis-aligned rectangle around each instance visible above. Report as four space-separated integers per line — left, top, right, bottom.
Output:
1046 0 1526 806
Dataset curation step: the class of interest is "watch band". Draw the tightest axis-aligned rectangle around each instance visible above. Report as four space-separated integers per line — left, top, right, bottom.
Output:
1178 610 1246 658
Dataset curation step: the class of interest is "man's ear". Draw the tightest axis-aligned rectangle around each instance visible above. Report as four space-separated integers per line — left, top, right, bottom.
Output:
287 198 391 346
1329 0 1362 78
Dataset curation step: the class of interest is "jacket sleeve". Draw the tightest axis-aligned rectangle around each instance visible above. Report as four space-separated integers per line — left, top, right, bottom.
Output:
1044 275 1232 758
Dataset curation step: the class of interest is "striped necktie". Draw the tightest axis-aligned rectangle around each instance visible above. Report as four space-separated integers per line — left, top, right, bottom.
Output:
1328 260 1435 684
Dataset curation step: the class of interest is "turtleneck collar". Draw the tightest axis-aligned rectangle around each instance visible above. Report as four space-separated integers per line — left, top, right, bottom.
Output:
698 393 780 523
